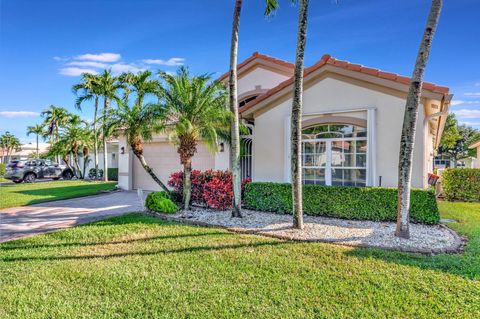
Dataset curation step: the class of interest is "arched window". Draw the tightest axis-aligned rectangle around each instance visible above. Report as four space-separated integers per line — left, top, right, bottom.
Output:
302 124 367 186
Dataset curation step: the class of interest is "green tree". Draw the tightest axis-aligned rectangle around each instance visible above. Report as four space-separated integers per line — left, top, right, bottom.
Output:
72 73 102 179
158 67 230 209
26 124 45 157
41 105 70 163
108 71 170 192
397 0 443 239
96 70 123 182
0 132 21 163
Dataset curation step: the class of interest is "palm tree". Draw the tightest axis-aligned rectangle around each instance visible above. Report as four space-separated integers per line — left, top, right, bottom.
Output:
26 124 44 157
396 0 443 239
106 71 170 192
0 132 21 163
158 67 230 209
41 105 70 163
96 69 123 181
72 73 101 179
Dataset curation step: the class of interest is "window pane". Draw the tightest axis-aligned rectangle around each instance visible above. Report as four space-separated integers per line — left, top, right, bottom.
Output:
355 140 367 153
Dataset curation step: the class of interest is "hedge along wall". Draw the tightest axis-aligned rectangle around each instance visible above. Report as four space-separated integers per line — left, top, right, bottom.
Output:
243 183 440 225
442 168 480 202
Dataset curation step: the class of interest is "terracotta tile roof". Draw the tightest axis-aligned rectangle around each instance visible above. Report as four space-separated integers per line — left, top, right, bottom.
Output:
218 52 294 81
240 54 450 114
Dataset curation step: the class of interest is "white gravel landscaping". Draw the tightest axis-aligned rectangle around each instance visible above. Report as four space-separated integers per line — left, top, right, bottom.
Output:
154 208 463 254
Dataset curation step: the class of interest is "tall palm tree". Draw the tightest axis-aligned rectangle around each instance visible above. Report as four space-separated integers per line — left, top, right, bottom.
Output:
119 70 160 106
396 0 443 239
228 0 280 218
72 73 101 179
158 67 230 209
26 124 44 157
0 132 21 163
96 70 123 181
41 105 70 163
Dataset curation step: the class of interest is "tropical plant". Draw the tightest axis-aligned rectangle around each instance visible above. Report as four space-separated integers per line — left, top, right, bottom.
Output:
41 105 71 163
0 131 21 163
396 0 443 239
107 71 169 193
72 73 101 179
158 67 230 209
96 69 123 181
26 124 45 157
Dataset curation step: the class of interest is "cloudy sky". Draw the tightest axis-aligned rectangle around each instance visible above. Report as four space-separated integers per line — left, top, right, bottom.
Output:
0 0 479 143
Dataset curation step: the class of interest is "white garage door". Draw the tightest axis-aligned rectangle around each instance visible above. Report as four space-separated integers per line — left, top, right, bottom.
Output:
133 142 216 191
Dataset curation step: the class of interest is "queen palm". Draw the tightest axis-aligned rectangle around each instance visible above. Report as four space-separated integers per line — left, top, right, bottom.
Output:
41 105 70 163
72 73 101 179
158 67 230 209
0 132 21 163
396 0 443 239
119 70 160 106
59 115 92 178
96 69 123 181
26 124 45 157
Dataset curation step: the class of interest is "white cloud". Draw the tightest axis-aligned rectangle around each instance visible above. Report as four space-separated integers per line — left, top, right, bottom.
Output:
142 57 185 66
67 61 109 68
59 67 98 76
452 109 480 119
74 53 121 63
464 92 480 96
110 63 145 74
0 111 40 118
451 100 480 106
458 121 480 126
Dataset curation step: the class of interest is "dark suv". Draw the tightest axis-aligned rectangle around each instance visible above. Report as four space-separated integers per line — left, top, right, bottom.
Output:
4 159 74 183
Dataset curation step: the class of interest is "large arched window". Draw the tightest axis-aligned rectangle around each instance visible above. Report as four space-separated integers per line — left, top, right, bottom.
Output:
302 124 367 186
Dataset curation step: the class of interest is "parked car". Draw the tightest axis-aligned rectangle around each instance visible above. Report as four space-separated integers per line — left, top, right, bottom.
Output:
4 159 74 183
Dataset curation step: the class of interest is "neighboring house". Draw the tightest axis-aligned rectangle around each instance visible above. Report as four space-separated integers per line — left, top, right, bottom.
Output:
433 154 476 169
469 140 480 168
0 142 50 163
118 52 451 191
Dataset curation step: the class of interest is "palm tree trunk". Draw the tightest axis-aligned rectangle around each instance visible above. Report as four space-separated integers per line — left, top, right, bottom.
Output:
229 0 243 218
132 150 170 193
103 97 109 182
93 95 99 179
291 0 309 230
36 134 39 157
396 0 443 239
183 160 192 210
55 124 60 164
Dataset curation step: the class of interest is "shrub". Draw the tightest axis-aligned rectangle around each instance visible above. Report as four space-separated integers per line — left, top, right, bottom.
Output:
243 182 440 224
108 168 118 181
88 168 103 179
0 163 6 176
168 170 251 210
442 168 480 202
145 191 178 214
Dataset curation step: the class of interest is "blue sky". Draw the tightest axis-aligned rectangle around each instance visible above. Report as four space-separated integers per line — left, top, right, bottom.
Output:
1 0 479 143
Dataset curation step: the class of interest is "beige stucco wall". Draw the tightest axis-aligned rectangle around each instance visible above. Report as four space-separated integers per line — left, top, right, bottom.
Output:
252 76 429 188
238 67 290 97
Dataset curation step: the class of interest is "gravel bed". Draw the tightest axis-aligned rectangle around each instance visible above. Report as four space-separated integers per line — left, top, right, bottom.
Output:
155 208 463 254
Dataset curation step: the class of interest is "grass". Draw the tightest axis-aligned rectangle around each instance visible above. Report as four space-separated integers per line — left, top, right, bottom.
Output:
0 177 8 183
0 202 479 318
0 180 117 209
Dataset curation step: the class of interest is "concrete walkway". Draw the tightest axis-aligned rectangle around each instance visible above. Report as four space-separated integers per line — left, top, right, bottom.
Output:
0 191 143 242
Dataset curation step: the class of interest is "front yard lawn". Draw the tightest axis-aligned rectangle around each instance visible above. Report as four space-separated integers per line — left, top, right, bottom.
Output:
0 201 479 318
0 180 117 209
0 177 9 183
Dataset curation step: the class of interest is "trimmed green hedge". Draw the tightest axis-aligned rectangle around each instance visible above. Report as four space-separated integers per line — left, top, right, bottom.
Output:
145 191 178 214
0 163 6 176
243 182 440 224
442 168 480 202
108 168 118 181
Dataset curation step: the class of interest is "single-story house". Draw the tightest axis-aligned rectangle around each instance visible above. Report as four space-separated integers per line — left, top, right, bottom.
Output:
118 52 451 191
469 140 480 168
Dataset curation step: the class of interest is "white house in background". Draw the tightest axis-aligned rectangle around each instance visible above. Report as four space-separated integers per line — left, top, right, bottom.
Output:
0 142 50 163
469 140 480 168
117 52 451 191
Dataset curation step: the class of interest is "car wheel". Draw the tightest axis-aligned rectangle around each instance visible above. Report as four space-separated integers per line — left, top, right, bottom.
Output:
52 177 60 180
63 171 73 180
13 180 23 184
23 173 36 183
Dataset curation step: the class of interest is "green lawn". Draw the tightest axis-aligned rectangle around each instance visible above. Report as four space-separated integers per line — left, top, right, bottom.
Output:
0 177 8 183
0 180 117 209
0 202 479 318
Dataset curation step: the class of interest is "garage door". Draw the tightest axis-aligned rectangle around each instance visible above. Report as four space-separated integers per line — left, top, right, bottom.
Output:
133 142 215 191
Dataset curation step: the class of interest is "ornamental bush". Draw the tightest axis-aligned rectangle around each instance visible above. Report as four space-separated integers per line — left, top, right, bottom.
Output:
442 168 480 202
168 170 251 210
0 163 6 176
145 191 178 214
243 182 440 224
108 168 118 181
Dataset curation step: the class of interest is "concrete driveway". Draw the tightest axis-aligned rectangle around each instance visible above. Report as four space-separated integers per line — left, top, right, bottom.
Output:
0 191 144 242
